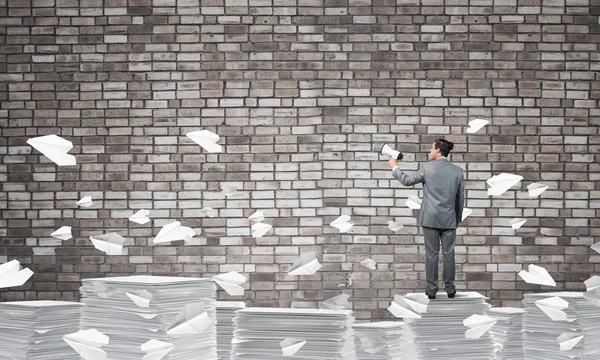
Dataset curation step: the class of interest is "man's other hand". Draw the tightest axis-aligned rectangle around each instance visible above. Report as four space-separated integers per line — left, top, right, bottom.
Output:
388 157 398 168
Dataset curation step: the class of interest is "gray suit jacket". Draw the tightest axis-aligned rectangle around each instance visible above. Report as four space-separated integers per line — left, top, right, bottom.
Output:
392 157 464 230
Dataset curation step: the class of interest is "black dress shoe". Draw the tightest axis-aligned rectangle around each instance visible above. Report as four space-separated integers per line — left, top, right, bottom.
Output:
427 294 436 300
447 292 456 298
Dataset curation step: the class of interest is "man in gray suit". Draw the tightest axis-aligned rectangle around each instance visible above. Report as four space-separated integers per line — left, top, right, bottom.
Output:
388 139 464 299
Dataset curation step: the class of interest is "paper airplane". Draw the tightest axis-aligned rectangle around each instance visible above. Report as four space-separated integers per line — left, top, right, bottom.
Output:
466 119 489 134
186 129 222 153
199 206 218 218
527 182 548 198
461 208 473 221
27 134 76 166
593 242 600 254
486 173 523 196
51 226 72 240
167 303 212 335
288 252 322 276
387 220 403 232
359 337 385 355
129 209 150 225
221 185 240 198
510 218 527 230
213 271 246 296
153 221 195 244
388 293 429 319
279 338 306 356
535 296 569 321
329 215 354 233
89 232 125 256
463 314 497 339
0 259 34 289
361 258 377 270
323 293 350 310
126 290 153 308
405 195 422 210
557 332 583 351
141 339 174 360
93 282 117 299
583 275 600 306
248 211 265 222
63 329 109 360
77 196 93 208
251 222 272 238
518 264 556 286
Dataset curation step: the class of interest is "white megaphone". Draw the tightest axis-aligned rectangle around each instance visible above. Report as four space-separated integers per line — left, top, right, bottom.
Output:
381 144 404 160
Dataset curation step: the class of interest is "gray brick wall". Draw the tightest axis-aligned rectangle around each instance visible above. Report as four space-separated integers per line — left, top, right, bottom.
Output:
1 0 599 321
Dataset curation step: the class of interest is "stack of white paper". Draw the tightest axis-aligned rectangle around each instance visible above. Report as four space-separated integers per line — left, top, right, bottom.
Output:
353 321 404 360
231 307 356 359
0 301 81 360
523 292 600 359
398 292 495 359
217 302 246 360
485 307 525 360
80 275 217 359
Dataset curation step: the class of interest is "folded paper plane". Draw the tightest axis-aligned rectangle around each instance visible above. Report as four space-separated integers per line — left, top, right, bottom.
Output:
288 252 322 276
213 271 246 296
361 258 377 270
186 129 222 153
221 186 240 198
535 296 569 321
518 264 556 287
129 209 150 225
51 226 72 240
251 222 272 238
77 196 93 208
527 182 548 198
90 232 125 256
199 206 218 218
0 259 34 289
557 332 583 351
486 173 523 196
126 290 153 308
167 303 212 336
510 218 527 230
330 215 354 233
323 293 350 310
583 275 600 306
461 208 473 221
387 220 403 232
360 337 385 355
63 328 109 360
280 338 306 356
388 293 429 319
141 339 174 360
248 210 265 222
463 314 497 339
466 119 489 134
27 134 76 166
591 242 600 254
153 221 195 244
405 195 422 210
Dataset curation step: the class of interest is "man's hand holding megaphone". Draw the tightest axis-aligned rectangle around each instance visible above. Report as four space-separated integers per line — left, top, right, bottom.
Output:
381 144 404 169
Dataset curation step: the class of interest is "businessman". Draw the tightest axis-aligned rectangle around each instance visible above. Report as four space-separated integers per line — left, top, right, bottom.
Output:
389 139 464 299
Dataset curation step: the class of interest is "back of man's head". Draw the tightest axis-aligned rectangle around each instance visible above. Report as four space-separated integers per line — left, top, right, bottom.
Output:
434 138 454 157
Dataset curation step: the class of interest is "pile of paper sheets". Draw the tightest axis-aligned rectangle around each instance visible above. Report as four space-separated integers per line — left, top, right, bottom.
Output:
0 301 81 360
217 301 246 360
80 275 217 359
231 307 356 359
353 321 404 360
523 292 600 359
486 307 525 360
399 292 495 359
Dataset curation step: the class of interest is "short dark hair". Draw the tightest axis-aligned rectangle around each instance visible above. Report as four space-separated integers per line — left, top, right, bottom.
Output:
434 138 454 157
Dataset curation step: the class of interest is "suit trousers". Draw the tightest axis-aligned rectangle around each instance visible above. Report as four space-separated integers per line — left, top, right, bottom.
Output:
422 226 456 296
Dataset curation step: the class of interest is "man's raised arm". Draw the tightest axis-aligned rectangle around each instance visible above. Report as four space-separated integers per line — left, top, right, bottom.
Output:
390 158 425 187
